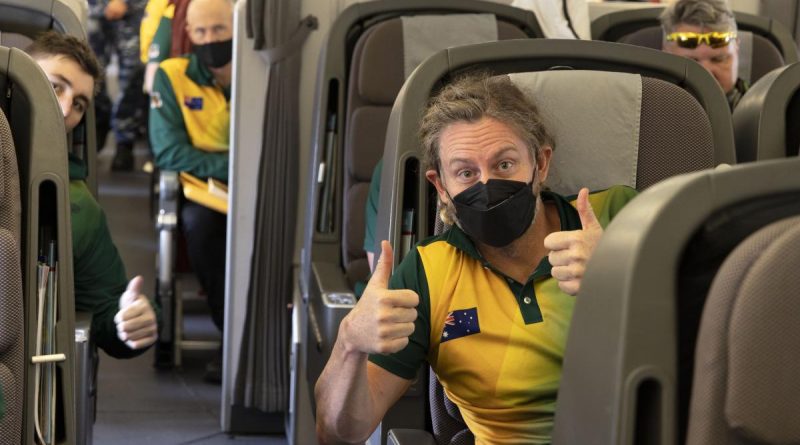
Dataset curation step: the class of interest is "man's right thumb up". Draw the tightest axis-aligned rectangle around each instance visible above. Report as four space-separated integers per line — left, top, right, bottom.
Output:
369 240 394 289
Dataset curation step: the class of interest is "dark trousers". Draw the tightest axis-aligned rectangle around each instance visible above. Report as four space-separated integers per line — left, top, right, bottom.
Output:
89 10 148 146
181 201 227 331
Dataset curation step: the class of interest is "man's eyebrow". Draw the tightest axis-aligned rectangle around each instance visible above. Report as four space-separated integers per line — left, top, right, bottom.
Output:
489 146 520 160
75 94 90 106
52 73 72 88
446 146 520 167
447 157 474 167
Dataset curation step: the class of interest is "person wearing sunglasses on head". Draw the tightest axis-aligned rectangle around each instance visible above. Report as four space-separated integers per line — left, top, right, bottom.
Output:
661 0 746 110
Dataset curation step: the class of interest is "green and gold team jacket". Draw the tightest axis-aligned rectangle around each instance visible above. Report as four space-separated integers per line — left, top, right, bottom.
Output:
69 157 158 358
149 53 230 180
141 0 170 63
369 185 638 444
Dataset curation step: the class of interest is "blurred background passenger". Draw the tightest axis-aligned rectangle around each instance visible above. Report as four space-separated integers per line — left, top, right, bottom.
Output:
88 0 150 171
29 31 159 359
661 0 746 110
148 0 233 383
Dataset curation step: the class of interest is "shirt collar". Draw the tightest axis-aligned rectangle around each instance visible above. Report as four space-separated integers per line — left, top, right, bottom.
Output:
186 53 232 99
186 53 216 87
68 153 87 180
727 78 749 110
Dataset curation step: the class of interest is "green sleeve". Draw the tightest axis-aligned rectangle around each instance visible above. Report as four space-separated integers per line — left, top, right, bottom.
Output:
363 159 383 255
368 247 430 380
149 67 229 180
148 16 173 63
70 182 161 359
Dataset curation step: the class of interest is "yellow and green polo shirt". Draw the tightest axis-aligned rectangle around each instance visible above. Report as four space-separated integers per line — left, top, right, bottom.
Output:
369 185 638 444
149 53 230 181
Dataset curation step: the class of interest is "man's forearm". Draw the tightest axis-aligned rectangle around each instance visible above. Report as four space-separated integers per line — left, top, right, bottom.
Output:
315 321 380 444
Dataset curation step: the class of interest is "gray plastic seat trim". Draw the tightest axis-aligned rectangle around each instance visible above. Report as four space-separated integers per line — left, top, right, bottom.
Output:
552 157 800 444
591 7 799 65
733 62 800 161
375 38 736 269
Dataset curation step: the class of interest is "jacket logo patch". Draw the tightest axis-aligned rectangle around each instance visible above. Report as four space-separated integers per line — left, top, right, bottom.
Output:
441 307 480 343
184 96 203 110
150 91 162 109
148 43 160 60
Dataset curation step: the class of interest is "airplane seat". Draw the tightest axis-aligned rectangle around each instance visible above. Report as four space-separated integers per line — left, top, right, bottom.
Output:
300 1 543 443
0 33 32 49
551 155 800 444
592 8 800 86
374 38 736 444
153 170 219 369
732 62 800 161
0 2 94 444
406 73 714 445
344 14 537 440
342 8 537 290
0 93 22 445
686 214 800 445
0 44 79 444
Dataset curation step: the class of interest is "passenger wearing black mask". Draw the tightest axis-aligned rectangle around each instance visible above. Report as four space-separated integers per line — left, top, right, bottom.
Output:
148 0 232 382
316 73 638 444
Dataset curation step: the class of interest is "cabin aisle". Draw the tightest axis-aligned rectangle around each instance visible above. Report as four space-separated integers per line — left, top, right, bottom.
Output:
92 148 287 444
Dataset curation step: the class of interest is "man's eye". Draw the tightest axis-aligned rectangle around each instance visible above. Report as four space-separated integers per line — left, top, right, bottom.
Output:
498 161 513 170
74 102 85 114
457 170 474 179
52 83 63 94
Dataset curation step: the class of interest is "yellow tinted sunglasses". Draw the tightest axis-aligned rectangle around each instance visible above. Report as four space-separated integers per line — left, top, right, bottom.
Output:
665 31 737 49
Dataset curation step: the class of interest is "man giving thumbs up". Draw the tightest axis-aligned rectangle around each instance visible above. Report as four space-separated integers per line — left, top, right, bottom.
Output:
115 276 159 349
315 73 637 444
544 188 604 296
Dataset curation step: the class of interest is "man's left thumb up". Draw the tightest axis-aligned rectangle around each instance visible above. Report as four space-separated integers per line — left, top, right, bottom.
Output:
577 188 600 230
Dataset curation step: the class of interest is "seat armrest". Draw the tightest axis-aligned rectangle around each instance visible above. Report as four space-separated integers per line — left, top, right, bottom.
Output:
387 429 436 445
305 261 356 385
308 261 356 348
74 311 97 445
157 170 180 231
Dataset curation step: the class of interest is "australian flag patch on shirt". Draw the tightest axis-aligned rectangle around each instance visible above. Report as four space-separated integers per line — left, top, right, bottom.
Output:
184 96 204 110
441 307 480 343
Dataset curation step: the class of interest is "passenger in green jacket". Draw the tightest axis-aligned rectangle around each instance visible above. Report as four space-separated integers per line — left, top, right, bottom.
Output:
148 0 233 382
29 31 159 358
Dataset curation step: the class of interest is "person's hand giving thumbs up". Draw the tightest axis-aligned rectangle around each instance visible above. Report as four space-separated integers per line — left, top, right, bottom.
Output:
114 276 158 349
340 241 419 355
543 188 603 296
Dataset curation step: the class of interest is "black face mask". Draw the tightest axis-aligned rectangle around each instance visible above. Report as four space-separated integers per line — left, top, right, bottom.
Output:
451 178 537 247
193 39 233 69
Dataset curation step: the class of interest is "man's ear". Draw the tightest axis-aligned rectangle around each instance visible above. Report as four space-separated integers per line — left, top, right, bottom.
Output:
425 169 450 204
536 145 553 184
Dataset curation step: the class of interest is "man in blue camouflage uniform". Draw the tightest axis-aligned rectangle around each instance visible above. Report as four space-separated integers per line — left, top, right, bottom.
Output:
88 0 150 171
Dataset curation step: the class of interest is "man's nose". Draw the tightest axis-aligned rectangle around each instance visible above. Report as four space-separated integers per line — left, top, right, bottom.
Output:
199 32 218 45
58 97 72 119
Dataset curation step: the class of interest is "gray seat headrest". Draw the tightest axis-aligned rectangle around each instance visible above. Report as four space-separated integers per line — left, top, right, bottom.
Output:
510 70 641 195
